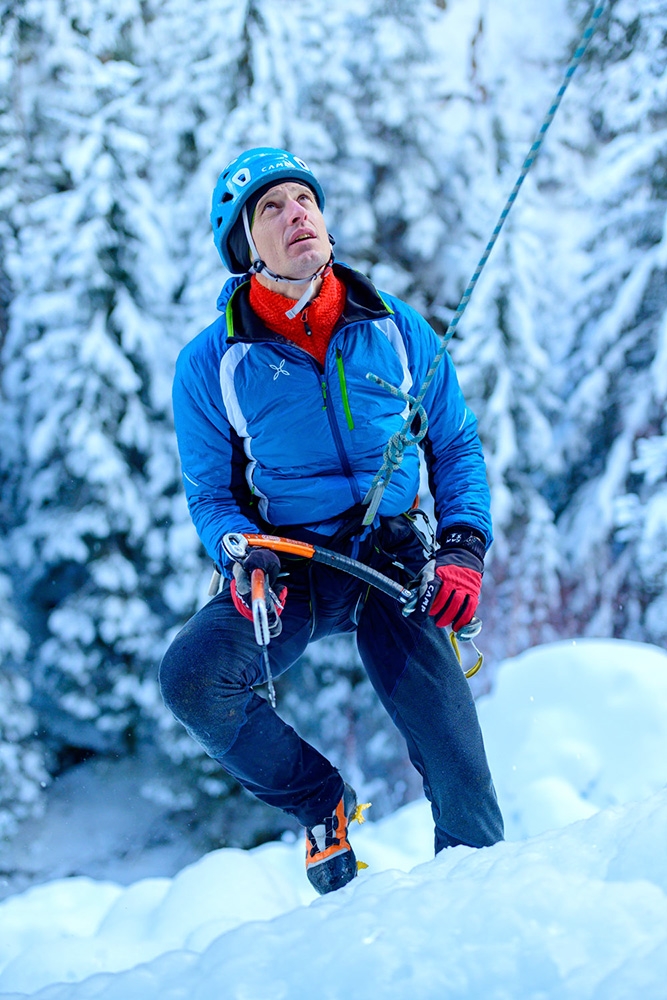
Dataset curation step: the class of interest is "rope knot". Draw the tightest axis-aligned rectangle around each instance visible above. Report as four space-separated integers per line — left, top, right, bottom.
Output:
385 432 407 469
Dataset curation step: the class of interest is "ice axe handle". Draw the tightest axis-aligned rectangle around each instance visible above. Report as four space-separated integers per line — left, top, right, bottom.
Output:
250 568 270 647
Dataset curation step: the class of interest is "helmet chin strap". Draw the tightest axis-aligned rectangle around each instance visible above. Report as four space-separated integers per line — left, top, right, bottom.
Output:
242 205 333 319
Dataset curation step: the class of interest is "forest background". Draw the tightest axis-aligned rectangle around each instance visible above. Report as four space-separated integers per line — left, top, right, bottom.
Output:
1 0 665 868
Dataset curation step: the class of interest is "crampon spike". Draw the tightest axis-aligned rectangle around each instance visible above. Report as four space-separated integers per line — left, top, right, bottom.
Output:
351 802 372 824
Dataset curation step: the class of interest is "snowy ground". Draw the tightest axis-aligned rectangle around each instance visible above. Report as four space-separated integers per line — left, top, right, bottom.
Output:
1 638 666 999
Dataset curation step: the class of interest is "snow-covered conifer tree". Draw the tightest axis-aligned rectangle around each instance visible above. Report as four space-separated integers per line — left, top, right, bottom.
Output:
0 569 50 838
549 0 667 646
1 0 199 762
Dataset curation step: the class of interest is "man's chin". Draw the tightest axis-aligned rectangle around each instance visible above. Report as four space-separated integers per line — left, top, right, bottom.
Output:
285 247 330 277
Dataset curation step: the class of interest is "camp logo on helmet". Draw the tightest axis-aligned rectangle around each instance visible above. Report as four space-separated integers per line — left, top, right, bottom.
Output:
231 169 251 187
260 157 312 175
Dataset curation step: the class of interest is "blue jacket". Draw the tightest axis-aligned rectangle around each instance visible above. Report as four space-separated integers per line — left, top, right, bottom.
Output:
172 264 492 572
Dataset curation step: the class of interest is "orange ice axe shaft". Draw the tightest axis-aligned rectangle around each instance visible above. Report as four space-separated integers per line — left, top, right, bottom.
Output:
248 566 276 707
222 532 415 610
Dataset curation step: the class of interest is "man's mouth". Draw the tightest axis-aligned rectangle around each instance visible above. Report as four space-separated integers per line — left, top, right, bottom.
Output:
290 232 315 245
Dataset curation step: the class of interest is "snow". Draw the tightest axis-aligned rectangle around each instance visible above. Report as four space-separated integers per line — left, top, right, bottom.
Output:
478 638 667 838
1 638 666 999
2 0 667 993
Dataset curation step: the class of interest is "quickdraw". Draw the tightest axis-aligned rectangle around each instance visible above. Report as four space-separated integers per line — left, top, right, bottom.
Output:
450 616 484 680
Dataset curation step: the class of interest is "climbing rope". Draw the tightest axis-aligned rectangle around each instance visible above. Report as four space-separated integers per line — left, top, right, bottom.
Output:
362 1 607 526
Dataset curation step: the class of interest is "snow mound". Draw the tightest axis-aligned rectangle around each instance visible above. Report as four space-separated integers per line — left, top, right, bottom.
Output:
0 638 665 999
478 638 667 838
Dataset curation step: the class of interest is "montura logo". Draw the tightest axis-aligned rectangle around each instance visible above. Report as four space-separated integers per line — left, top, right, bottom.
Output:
270 359 290 380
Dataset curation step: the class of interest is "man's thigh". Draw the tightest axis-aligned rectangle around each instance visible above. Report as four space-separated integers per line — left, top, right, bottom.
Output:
158 581 313 751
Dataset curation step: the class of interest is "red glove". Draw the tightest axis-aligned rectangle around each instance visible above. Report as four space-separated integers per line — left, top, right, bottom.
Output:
425 526 486 631
428 563 482 630
229 578 254 621
230 547 287 623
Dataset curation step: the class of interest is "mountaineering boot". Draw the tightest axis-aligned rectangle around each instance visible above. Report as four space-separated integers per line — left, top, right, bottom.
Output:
305 784 369 895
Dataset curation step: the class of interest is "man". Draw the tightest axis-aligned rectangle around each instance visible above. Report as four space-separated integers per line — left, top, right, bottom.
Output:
159 147 503 895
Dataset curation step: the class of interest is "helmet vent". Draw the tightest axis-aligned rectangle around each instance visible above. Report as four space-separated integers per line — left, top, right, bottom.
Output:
221 192 233 203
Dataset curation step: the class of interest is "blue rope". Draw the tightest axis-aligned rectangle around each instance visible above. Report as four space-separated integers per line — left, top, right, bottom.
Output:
362 1 607 526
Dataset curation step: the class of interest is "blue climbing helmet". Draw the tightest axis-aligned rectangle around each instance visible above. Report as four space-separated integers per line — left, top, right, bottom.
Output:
211 147 326 273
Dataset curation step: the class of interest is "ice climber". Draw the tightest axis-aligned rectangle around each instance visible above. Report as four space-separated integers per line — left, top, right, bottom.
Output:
159 147 504 894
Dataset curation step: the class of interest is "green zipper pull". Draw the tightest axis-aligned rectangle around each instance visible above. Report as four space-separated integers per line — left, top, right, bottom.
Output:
336 349 355 430
321 380 327 410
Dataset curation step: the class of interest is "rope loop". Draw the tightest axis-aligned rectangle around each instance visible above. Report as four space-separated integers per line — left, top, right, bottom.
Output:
407 402 428 446
364 373 429 472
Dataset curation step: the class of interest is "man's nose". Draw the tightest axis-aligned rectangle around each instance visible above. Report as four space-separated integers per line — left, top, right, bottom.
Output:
287 198 307 222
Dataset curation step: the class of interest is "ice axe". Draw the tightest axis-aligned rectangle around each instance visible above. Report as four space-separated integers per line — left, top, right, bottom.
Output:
222 532 484 679
222 535 285 707
223 531 414 607
248 565 277 707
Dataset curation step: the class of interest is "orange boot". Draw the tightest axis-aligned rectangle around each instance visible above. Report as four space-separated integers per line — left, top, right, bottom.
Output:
305 784 366 895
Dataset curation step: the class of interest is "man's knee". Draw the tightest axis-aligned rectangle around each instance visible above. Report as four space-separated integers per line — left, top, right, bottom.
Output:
159 624 253 757
158 625 204 719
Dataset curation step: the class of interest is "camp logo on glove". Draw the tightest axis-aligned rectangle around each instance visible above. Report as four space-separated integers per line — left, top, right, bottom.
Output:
428 563 482 631
417 576 441 618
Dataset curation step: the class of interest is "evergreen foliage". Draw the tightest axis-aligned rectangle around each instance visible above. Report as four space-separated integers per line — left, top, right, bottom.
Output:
0 0 664 845
0 570 50 837
552 0 667 647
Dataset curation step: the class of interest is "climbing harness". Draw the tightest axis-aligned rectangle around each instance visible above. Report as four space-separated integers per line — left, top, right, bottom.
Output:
362 2 607 526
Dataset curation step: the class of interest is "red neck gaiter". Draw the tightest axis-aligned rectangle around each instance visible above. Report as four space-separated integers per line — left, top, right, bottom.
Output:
249 270 346 366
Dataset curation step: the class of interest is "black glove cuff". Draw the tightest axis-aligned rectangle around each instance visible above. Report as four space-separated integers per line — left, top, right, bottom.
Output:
437 525 486 565
243 547 281 585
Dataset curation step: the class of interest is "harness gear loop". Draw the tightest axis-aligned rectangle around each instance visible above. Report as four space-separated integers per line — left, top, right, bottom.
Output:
362 2 607 526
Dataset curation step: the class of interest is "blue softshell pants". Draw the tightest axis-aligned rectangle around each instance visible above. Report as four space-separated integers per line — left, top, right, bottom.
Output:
159 516 504 852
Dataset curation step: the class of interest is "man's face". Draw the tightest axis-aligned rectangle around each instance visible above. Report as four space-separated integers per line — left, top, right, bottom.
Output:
251 181 330 279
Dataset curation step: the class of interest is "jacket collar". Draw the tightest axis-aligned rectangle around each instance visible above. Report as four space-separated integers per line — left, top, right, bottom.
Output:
219 263 393 344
